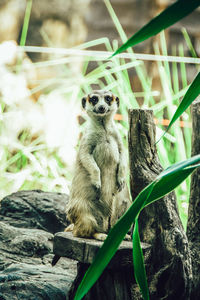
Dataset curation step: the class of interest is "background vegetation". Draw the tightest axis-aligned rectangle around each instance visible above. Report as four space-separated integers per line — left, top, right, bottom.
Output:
0 1 200 299
0 0 199 230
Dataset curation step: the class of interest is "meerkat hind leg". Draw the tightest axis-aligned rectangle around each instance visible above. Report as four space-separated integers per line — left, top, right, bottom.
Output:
93 233 130 241
64 223 74 232
93 232 108 241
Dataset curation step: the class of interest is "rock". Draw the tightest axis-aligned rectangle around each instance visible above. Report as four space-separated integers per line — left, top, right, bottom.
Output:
0 190 69 233
0 190 77 299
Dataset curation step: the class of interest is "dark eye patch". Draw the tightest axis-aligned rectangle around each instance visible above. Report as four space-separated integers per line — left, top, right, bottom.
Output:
89 96 99 105
105 95 113 105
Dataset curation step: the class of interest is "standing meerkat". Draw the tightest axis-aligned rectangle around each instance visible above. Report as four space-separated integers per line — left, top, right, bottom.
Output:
65 90 131 241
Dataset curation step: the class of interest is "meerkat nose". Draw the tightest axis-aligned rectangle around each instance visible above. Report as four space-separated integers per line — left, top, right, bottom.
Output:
98 106 106 114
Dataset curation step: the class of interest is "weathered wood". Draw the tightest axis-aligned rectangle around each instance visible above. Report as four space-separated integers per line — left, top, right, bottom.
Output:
69 262 135 300
128 109 192 300
53 232 151 299
53 232 151 268
187 98 200 300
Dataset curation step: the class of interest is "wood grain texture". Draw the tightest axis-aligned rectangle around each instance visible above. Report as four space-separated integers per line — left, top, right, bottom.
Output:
53 232 151 269
187 98 200 299
128 109 192 300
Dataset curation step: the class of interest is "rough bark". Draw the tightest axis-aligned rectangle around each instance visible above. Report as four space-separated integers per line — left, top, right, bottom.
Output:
128 109 192 300
187 98 200 300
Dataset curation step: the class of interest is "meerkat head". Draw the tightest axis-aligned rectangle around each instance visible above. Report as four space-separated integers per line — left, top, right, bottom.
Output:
81 90 119 118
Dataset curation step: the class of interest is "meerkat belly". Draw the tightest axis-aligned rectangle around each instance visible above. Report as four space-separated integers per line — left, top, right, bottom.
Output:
94 136 119 166
93 137 119 203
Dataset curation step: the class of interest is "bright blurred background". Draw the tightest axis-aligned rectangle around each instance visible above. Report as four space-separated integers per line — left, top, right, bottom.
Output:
0 0 200 228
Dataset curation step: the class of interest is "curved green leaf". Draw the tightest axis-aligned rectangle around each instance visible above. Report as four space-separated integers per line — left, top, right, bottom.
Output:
159 71 200 140
145 165 199 207
111 0 200 57
145 154 200 206
74 155 200 300
133 220 150 300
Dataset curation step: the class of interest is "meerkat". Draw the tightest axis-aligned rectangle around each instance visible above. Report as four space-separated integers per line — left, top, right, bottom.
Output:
65 90 131 241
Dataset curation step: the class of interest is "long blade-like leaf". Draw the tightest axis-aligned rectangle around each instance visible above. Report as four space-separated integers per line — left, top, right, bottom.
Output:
133 220 150 300
145 165 199 207
144 155 200 206
157 153 200 179
161 71 200 137
74 155 200 300
111 0 200 57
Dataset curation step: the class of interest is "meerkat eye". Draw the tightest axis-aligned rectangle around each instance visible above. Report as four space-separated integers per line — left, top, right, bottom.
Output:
89 96 99 105
105 95 113 104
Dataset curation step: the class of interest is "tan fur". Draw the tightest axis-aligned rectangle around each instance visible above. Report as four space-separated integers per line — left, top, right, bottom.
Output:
66 90 131 241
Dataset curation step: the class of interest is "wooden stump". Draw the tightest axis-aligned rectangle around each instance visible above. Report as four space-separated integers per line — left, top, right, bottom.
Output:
187 98 200 299
53 232 151 300
128 109 192 299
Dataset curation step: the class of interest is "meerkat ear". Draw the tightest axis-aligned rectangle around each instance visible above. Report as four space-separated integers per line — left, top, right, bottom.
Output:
82 97 86 109
116 96 119 107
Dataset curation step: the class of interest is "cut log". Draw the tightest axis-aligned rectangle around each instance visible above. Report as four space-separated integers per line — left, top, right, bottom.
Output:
53 232 151 300
128 109 192 300
187 98 200 300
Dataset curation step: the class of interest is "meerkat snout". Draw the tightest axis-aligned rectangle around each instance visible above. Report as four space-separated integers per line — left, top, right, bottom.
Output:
97 105 106 114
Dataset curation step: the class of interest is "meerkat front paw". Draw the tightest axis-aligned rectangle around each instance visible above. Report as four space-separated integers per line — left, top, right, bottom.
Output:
117 176 125 192
92 183 101 197
91 170 101 193
117 163 125 192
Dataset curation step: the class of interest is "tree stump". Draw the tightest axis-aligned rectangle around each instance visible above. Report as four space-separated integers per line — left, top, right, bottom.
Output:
187 98 200 299
128 109 192 299
53 232 151 300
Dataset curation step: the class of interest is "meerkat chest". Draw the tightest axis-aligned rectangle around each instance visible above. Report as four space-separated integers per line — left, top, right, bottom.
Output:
93 133 119 167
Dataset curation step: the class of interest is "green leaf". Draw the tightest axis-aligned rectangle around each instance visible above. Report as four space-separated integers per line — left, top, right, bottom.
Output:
74 155 200 300
133 220 150 300
145 154 200 206
111 0 200 57
146 165 198 207
158 154 200 176
159 71 200 140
